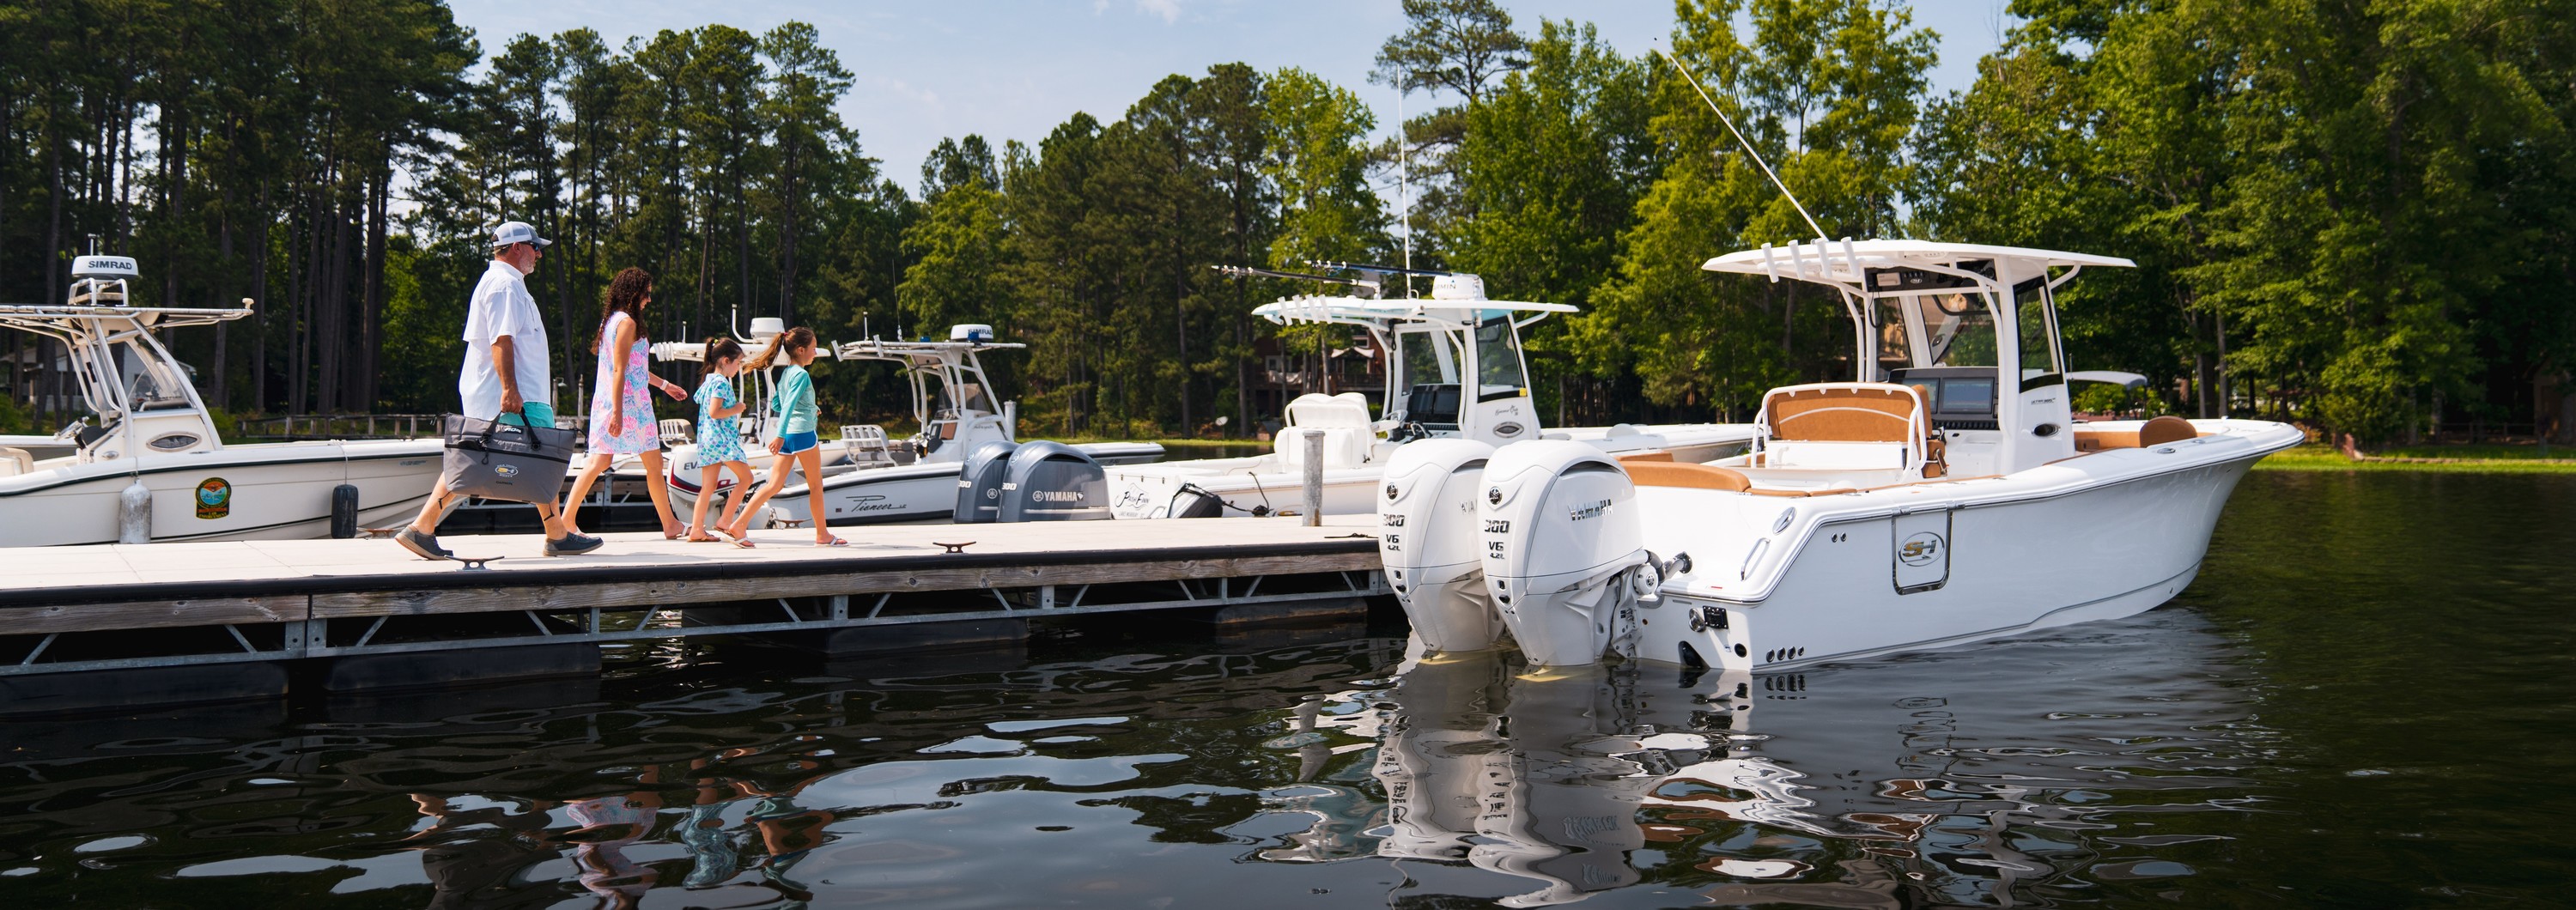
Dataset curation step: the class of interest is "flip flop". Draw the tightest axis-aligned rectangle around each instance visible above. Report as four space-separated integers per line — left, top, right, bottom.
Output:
816 536 848 547
686 534 720 543
718 527 756 549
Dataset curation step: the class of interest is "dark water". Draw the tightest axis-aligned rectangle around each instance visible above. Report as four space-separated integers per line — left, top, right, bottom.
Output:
3 471 2571 907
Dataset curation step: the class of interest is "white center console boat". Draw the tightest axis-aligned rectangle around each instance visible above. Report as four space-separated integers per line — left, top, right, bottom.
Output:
0 256 444 546
1108 268 1757 519
1380 240 2303 670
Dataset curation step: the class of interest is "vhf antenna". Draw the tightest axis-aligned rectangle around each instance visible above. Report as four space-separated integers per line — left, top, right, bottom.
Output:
1652 46 1826 240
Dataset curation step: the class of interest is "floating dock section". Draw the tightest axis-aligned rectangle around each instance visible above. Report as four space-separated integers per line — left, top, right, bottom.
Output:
0 517 1386 714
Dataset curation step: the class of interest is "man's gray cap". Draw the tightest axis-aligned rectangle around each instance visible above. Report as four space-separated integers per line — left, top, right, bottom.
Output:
491 221 552 248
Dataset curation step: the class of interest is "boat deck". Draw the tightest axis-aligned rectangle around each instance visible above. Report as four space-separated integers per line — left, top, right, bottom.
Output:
0 516 1388 696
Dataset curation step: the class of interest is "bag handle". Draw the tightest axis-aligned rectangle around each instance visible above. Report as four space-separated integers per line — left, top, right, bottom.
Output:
476 404 540 446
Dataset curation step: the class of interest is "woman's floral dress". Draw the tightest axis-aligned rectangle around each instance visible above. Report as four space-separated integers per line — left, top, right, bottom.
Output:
586 311 659 454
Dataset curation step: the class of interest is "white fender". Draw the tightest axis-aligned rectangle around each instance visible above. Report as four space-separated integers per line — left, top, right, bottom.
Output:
1479 440 1649 668
1378 439 1502 652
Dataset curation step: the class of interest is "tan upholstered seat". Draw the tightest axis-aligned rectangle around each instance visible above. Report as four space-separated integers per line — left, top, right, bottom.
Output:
1765 385 1924 443
1625 462 1753 492
1617 451 1674 463
2075 415 2199 452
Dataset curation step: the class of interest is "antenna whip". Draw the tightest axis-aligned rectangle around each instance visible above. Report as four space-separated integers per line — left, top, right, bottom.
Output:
1652 47 1825 239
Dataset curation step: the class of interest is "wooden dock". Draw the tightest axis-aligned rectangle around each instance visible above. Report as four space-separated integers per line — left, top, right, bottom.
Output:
0 517 1388 712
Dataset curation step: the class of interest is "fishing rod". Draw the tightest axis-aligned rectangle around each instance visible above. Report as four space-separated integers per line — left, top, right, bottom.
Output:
1652 46 1826 240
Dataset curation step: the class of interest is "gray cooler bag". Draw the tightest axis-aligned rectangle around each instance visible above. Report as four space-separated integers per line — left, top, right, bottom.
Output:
440 408 576 504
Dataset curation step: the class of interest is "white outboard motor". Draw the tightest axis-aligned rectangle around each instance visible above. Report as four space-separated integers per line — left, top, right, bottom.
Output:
1377 438 1503 652
997 441 1110 521
954 440 1019 523
1479 440 1653 668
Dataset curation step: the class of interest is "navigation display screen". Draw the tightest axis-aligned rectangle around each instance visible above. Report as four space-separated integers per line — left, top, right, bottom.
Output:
1935 377 1995 416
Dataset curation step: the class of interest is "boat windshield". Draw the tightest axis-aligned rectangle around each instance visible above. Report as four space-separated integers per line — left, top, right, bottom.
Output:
1396 325 1461 388
2017 280 2065 375
1472 317 1528 397
118 340 195 412
1918 292 1997 367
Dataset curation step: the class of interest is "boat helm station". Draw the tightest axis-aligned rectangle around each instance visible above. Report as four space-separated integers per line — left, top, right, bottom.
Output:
1250 268 1568 449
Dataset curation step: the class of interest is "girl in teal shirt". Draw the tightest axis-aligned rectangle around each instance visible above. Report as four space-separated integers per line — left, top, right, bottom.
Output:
724 326 844 546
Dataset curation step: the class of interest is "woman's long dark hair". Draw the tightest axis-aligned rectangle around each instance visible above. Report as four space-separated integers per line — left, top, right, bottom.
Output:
745 325 816 371
702 336 744 379
592 267 653 354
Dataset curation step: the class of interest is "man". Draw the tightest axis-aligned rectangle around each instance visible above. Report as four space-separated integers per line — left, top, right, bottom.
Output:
397 221 604 559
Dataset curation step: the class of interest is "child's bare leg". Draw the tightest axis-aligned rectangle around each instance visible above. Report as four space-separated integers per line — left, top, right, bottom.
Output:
718 463 756 529
687 465 720 541
803 450 838 544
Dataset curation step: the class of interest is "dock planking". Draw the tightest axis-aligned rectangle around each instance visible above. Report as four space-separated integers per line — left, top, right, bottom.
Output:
0 516 1390 704
0 516 1384 630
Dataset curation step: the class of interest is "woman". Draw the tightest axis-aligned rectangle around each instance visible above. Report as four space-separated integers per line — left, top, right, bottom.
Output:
560 267 688 538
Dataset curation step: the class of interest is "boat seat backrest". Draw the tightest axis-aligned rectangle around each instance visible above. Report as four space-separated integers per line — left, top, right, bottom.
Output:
1625 461 1753 492
2074 415 2199 452
1275 426 1370 470
1763 384 1926 443
658 418 693 445
840 424 896 464
1285 392 1374 431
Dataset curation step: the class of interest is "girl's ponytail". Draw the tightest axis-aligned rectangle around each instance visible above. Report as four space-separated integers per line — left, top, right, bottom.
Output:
702 336 744 379
744 325 817 371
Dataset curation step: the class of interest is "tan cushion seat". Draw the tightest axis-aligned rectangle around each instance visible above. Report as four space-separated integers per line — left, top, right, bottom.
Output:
1626 462 1753 492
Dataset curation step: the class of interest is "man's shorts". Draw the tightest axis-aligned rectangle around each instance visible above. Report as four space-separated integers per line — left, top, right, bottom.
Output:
497 402 556 428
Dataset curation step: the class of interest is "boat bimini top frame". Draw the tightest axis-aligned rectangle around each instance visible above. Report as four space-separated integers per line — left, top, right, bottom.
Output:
1703 240 2136 476
0 261 247 463
1250 273 1572 446
833 331 1024 450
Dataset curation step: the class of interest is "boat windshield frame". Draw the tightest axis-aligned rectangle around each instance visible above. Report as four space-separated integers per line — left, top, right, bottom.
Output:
0 290 245 455
834 338 1025 437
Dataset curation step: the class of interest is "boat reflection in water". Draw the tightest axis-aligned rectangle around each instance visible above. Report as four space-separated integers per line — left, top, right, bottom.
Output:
1261 610 2262 907
0 615 2271 907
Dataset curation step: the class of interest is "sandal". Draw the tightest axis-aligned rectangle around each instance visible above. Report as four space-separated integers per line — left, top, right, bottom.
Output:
816 536 848 547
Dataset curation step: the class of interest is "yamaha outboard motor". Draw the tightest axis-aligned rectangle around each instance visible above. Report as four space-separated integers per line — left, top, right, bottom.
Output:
1479 440 1655 668
997 440 1110 521
955 440 1019 523
1377 439 1503 652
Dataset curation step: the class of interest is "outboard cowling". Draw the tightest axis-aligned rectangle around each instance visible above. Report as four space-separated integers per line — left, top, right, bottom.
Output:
997 440 1110 521
1479 440 1653 668
954 440 1019 523
1377 439 1503 652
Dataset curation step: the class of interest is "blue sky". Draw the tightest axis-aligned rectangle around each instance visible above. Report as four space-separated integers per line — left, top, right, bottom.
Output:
446 0 2014 193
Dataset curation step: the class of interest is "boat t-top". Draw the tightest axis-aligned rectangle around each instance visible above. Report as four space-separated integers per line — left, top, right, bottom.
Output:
1378 239 2304 670
0 256 444 545
660 323 1162 525
1107 264 1759 519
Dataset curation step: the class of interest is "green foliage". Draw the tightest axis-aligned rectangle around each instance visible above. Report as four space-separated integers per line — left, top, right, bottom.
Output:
9 1 2570 448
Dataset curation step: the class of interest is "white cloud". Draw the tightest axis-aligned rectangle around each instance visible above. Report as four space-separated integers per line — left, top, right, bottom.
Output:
1135 0 1180 24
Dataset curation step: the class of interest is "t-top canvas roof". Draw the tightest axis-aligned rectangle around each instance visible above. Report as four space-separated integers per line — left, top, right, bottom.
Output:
1252 294 1577 328
1703 240 2133 294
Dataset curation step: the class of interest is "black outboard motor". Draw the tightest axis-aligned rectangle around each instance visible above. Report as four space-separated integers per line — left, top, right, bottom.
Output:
954 440 1019 523
997 440 1111 521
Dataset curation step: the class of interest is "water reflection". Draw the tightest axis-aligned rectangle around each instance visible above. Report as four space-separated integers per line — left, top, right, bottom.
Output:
0 612 2276 907
1263 609 2275 907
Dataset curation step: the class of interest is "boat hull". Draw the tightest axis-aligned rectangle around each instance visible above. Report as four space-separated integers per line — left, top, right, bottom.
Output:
0 439 445 546
1635 420 2299 670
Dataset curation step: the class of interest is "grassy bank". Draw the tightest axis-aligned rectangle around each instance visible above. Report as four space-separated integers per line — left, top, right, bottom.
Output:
2257 443 2576 474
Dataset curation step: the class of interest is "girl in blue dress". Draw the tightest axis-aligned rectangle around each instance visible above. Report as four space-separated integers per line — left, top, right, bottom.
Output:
686 337 757 545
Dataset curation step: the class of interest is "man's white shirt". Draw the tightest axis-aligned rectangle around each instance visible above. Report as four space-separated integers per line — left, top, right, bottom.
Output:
458 259 551 420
